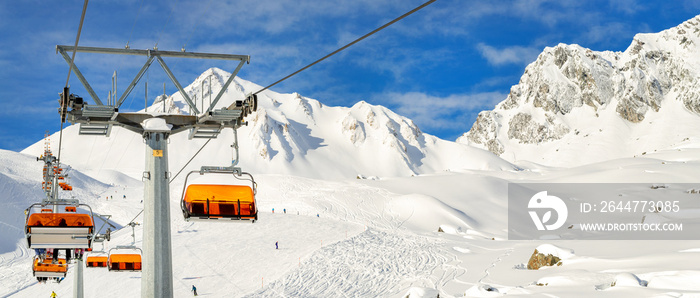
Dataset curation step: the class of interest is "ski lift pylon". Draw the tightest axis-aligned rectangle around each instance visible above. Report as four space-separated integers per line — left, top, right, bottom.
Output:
180 166 258 222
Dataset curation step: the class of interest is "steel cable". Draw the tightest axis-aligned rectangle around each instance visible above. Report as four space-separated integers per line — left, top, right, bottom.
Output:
252 0 437 95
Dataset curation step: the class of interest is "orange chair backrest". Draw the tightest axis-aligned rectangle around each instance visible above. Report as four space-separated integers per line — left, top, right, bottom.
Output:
109 254 142 270
27 213 94 228
184 184 254 204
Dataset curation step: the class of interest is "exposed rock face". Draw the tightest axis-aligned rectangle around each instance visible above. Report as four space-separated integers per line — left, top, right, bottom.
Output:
527 249 562 270
458 15 700 162
506 113 570 144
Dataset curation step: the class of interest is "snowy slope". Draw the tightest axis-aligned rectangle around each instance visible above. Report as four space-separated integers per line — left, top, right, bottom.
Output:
2 147 700 297
460 15 700 167
22 68 514 182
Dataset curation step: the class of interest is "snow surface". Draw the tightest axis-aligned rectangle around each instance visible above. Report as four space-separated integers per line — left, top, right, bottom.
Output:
2 144 700 297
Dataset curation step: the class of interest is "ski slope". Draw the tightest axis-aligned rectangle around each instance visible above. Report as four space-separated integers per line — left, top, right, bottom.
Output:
2 147 700 297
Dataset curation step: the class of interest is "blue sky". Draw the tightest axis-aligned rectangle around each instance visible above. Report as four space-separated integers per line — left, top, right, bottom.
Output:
1 0 699 151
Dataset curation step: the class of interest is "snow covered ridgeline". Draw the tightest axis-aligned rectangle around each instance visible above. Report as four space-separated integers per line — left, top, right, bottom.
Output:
460 14 700 167
23 68 514 180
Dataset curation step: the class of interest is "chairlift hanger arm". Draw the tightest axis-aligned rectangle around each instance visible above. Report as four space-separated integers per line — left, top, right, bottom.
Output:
93 214 116 235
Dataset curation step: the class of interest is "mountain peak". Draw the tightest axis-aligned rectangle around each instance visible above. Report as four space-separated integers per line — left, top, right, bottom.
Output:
459 14 700 166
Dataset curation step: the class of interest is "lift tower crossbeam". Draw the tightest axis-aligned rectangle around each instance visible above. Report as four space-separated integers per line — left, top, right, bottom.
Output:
57 45 255 298
56 45 250 116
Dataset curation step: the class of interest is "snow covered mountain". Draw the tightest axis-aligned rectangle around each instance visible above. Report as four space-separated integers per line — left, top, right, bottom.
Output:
23 68 514 181
459 15 700 167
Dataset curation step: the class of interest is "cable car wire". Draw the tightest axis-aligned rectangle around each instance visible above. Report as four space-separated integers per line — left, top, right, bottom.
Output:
252 0 437 96
154 0 180 49
64 0 90 88
181 0 215 52
170 138 212 183
125 0 145 49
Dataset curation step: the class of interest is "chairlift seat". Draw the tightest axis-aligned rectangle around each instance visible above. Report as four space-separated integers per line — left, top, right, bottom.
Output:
26 213 94 249
183 184 257 220
86 255 108 267
108 254 142 271
33 257 67 278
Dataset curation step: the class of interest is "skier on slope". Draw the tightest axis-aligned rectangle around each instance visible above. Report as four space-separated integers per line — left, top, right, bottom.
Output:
191 285 198 296
50 291 57 298
275 241 279 250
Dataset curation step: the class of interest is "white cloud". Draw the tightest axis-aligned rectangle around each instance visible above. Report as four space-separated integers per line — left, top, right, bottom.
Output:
476 43 540 66
584 23 634 45
609 0 645 14
376 91 506 131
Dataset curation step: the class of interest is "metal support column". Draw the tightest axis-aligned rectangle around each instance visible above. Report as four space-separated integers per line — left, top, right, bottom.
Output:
73 258 84 298
142 129 173 298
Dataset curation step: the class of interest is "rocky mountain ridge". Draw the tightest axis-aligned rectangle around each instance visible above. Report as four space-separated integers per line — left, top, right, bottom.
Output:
459 14 700 166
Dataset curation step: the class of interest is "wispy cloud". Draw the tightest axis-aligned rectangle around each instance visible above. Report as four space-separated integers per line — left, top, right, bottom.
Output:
375 91 506 132
608 0 646 15
583 23 635 46
476 43 541 66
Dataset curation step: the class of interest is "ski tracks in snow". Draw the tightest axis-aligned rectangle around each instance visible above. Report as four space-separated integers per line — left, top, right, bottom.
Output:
247 229 455 297
477 246 514 284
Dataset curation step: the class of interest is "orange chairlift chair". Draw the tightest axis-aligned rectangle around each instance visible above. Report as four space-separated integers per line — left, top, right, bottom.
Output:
86 240 109 268
105 221 141 271
33 256 68 281
180 166 258 222
107 247 142 272
24 202 95 249
86 254 108 268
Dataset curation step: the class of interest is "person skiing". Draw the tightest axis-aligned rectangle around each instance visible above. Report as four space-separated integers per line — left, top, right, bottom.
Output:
275 241 279 250
283 208 286 214
191 285 198 296
50 291 57 298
